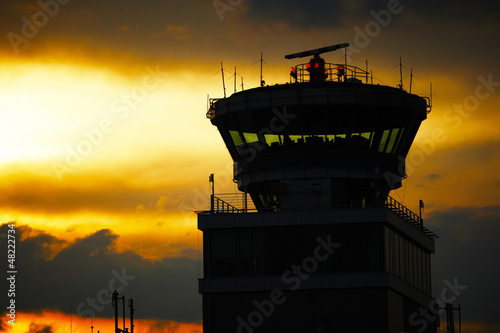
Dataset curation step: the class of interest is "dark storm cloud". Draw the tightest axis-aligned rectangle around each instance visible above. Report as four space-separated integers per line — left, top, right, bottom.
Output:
2 0 499 77
0 224 201 322
427 206 500 325
1 0 214 58
244 0 499 28
405 0 500 23
27 323 54 333
244 0 347 28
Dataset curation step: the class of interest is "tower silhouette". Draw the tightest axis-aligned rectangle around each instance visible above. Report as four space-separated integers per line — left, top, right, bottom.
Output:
198 44 437 333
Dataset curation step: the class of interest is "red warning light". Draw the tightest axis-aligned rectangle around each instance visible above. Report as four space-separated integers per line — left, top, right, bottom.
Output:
307 63 311 69
337 65 345 76
315 63 319 68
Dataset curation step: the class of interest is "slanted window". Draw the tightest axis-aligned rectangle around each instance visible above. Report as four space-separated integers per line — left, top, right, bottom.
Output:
229 130 243 147
393 127 405 153
264 134 280 146
385 128 400 153
243 132 258 143
379 129 390 152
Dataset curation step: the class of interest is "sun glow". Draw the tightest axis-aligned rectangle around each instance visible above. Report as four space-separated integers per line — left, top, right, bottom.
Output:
0 62 126 162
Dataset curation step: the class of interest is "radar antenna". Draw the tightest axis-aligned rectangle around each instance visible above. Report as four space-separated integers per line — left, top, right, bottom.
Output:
284 43 349 59
285 43 350 83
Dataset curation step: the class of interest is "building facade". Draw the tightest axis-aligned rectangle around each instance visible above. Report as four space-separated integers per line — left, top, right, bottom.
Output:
198 46 437 333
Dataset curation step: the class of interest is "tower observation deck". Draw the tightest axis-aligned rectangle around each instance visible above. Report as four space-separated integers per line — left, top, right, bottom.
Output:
199 43 438 333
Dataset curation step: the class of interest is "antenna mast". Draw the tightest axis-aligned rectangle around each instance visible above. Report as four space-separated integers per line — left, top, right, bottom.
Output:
221 62 226 98
410 67 413 93
260 52 264 87
399 56 403 90
429 82 433 112
129 298 135 333
366 60 369 84
345 47 348 69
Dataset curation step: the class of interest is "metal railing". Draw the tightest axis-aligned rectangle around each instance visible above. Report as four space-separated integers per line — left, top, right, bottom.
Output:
386 195 422 225
203 193 438 238
210 193 253 213
292 63 370 84
206 98 220 120
385 196 438 238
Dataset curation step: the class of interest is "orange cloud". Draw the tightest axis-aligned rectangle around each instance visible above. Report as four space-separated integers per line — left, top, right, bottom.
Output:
1 311 499 333
0 311 202 333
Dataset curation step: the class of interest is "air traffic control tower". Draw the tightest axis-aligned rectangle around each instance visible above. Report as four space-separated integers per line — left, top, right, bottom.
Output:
198 44 438 333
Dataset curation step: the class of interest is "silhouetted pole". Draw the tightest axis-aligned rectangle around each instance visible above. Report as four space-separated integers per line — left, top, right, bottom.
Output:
209 173 214 213
419 199 424 229
122 296 126 332
446 303 455 333
260 52 264 87
458 304 461 333
129 298 135 333
112 290 119 333
221 62 226 98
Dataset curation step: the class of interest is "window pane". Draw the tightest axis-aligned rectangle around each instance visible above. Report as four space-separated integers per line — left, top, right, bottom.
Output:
230 130 243 146
379 129 390 152
399 235 404 279
384 227 391 272
394 233 400 277
394 127 405 152
361 132 371 140
385 128 400 153
243 132 258 143
265 134 280 145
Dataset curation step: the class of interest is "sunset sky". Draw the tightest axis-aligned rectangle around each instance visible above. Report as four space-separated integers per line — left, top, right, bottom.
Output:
1 0 500 332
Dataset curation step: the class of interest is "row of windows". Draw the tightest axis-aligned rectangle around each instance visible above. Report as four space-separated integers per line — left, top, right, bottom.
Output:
228 128 405 156
206 224 383 278
206 225 432 295
384 227 432 295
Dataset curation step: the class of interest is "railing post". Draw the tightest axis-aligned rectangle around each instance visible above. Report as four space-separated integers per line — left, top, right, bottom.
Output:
210 194 214 213
244 190 248 213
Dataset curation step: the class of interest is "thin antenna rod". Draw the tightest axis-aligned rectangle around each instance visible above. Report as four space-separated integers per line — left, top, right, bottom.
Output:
122 296 126 332
129 299 135 333
430 82 433 109
365 60 368 84
410 67 413 93
220 62 226 98
260 52 264 87
399 56 403 90
234 66 237 93
344 48 347 69
241 77 244 91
